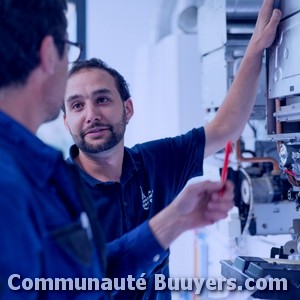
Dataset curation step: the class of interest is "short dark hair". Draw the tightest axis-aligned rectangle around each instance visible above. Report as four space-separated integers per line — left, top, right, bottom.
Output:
69 58 131 101
0 0 67 88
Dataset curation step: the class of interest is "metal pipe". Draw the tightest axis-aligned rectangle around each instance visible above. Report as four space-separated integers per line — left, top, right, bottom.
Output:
235 139 280 174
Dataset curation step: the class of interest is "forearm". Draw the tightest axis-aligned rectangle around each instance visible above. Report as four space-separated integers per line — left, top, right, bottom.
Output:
204 45 264 157
214 0 281 142
149 204 185 250
213 44 264 138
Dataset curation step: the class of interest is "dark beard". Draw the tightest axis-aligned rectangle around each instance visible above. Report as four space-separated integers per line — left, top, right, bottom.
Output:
78 128 123 153
76 113 126 154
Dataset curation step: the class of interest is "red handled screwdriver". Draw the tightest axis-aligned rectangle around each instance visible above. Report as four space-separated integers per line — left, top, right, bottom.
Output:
220 140 232 196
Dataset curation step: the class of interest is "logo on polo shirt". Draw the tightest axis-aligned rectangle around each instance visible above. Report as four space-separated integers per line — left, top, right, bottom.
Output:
140 186 153 210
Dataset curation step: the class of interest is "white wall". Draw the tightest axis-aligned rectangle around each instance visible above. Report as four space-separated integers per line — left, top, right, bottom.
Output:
86 0 159 86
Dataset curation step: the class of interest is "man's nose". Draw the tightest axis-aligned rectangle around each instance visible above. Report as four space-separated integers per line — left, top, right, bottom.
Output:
86 105 101 123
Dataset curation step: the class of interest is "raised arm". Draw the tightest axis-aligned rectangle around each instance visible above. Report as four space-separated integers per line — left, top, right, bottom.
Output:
204 0 282 158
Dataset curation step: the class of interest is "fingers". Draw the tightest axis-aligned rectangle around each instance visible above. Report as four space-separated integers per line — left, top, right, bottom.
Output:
252 0 282 50
196 180 224 194
259 0 277 18
207 199 234 211
188 179 234 198
209 187 234 212
173 180 235 229
262 8 281 44
206 180 235 223
259 0 281 19
214 180 234 200
221 180 234 195
267 8 281 31
205 196 234 224
203 210 230 225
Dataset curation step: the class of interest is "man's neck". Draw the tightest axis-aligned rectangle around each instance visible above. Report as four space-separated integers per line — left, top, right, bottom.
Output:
75 143 125 182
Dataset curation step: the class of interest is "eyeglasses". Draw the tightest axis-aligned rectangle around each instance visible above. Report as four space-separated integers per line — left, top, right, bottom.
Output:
65 40 83 63
56 39 83 63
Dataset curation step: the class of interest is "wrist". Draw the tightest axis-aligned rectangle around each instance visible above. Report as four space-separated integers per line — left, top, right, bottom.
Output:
245 35 266 59
149 204 185 250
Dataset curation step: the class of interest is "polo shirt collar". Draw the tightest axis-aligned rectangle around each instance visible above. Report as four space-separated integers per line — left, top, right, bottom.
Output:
68 144 139 187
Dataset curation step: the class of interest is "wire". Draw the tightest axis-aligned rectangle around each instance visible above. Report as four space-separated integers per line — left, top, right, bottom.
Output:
247 120 257 138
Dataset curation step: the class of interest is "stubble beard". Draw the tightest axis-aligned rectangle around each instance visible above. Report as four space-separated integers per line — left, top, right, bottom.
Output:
75 113 127 154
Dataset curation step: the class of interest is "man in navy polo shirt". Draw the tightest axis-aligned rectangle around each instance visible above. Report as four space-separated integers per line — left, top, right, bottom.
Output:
63 1 281 298
0 0 235 299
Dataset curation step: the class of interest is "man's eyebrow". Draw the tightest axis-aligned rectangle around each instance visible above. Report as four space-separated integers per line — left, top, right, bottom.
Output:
65 88 112 104
92 88 112 96
65 94 81 104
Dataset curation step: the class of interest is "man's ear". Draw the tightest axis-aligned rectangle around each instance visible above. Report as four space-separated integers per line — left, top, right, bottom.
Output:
39 36 57 75
124 98 134 123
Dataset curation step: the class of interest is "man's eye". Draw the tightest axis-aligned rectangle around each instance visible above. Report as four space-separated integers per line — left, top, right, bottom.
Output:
72 103 83 110
96 97 108 103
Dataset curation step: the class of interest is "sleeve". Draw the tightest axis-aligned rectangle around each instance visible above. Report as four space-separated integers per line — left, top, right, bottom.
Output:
136 127 206 199
105 221 168 279
0 179 40 300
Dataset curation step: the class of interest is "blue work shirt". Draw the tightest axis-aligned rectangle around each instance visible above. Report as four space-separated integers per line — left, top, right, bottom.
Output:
0 111 167 300
68 127 205 299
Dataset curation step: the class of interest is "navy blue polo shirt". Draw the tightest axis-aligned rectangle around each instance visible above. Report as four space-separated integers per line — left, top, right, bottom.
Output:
67 127 205 300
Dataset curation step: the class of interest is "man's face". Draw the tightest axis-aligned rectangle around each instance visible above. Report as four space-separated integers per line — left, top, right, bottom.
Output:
64 68 133 153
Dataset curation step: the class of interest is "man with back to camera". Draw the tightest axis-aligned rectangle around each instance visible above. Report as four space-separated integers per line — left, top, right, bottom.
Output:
62 0 281 299
0 0 235 299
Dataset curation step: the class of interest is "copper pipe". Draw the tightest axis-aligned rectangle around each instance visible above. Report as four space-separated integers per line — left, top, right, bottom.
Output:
235 139 280 174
